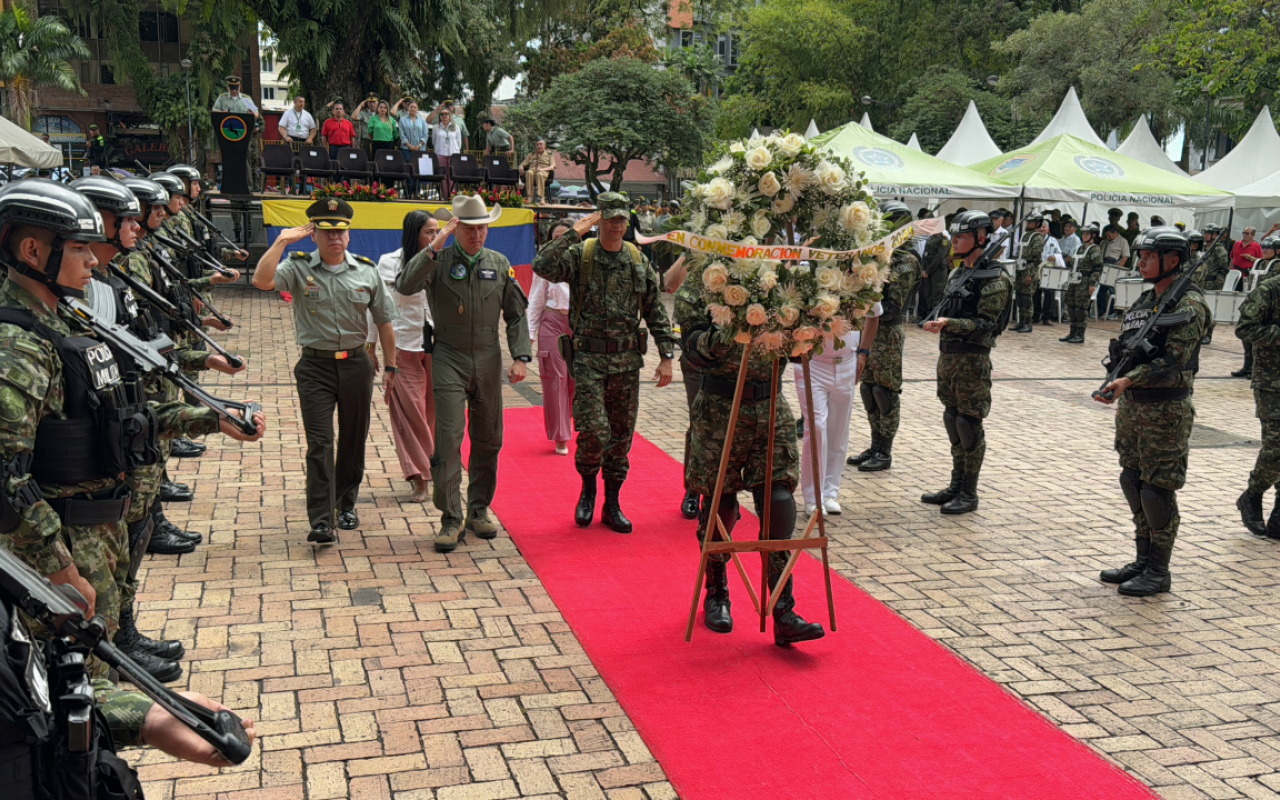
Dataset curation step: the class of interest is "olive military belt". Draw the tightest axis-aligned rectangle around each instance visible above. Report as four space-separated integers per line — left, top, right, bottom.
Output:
1125 387 1190 403
571 334 641 354
939 341 991 355
700 373 776 403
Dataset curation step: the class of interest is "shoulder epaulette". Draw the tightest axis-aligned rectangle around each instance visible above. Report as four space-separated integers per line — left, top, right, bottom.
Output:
353 254 376 267
289 251 309 260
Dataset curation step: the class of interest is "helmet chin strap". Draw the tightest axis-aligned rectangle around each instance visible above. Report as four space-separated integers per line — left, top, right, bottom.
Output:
7 239 83 300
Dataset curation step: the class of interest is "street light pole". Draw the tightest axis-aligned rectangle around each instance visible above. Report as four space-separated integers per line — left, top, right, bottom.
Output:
1201 88 1212 172
181 58 194 164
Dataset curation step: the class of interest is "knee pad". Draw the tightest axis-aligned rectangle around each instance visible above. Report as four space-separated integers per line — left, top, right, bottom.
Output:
860 381 875 411
1140 484 1174 531
1119 468 1142 516
943 407 960 446
698 493 738 542
955 413 983 452
872 385 898 415
768 486 796 540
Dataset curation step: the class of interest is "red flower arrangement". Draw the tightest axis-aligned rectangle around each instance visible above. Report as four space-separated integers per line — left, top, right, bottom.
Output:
312 182 400 202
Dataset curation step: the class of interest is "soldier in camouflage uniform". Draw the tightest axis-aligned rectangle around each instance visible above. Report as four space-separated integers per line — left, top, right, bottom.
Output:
1013 212 1045 333
1096 227 1209 597
850 201 920 472
1195 224 1231 291
921 210 1013 515
533 194 675 532
1060 222 1104 344
674 263 825 646
1231 236 1279 380
0 180 263 681
917 225 952 324
1234 240 1280 538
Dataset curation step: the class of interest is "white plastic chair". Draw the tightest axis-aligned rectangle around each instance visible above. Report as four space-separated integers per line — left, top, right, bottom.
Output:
1222 270 1242 293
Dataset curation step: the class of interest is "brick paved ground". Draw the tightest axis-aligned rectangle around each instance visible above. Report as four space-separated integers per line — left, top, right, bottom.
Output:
135 284 1280 799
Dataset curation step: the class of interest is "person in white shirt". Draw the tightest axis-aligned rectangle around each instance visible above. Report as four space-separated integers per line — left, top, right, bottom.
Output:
792 301 881 516
430 106 465 197
527 220 575 454
277 96 317 144
367 211 438 502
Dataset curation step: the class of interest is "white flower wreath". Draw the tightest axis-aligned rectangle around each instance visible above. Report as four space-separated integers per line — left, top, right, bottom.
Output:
679 131 889 357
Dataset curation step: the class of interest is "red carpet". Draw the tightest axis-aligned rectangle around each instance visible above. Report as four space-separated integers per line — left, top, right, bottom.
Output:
491 407 1159 800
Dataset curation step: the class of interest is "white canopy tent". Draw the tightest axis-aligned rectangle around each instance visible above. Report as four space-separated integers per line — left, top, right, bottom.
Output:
1225 168 1280 235
906 133 921 151
804 119 820 140
859 112 874 132
1029 87 1107 149
1115 116 1188 177
935 101 1002 166
0 115 62 169
1194 107 1279 234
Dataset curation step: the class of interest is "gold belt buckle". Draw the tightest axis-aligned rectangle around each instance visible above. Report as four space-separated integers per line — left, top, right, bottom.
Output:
334 350 349 360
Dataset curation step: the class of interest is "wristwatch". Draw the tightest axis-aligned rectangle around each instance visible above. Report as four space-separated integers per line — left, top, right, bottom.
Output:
660 350 674 360
384 366 398 374
516 355 532 363
856 348 871 357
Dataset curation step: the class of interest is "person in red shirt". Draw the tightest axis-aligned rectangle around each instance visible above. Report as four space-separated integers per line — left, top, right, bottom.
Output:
1232 227 1264 279
321 101 356 160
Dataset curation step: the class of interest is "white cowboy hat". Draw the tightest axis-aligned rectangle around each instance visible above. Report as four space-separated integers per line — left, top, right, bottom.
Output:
434 194 503 226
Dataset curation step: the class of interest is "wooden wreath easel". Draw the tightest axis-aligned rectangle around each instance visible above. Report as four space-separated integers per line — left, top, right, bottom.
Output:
684 333 837 641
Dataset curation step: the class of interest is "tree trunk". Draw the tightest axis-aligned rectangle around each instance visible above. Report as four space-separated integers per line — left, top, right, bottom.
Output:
294 14 371 117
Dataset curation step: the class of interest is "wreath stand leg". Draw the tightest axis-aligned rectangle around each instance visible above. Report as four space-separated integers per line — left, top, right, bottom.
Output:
684 345 837 642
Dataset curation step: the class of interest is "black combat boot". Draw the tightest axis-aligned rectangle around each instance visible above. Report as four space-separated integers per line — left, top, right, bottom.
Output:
1059 326 1077 342
601 480 633 533
858 441 892 472
112 615 183 682
703 559 732 633
847 433 879 466
1066 327 1085 344
1238 488 1267 536
147 506 198 554
769 556 824 646
575 473 597 528
940 472 979 514
1118 542 1173 596
170 437 205 458
1232 344 1253 378
921 470 962 505
115 604 185 659
160 479 193 502
1267 500 1280 540
1014 322 1033 333
1100 538 1149 584
680 491 700 520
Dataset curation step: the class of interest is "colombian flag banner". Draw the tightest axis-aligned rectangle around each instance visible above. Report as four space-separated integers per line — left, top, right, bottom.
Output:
262 200 538 290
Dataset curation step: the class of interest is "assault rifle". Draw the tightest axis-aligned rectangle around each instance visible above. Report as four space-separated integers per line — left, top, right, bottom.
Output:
140 239 235 329
0 545 253 763
61 297 260 435
153 227 238 278
1092 264 1198 402
106 261 244 369
923 232 1008 323
184 205 249 258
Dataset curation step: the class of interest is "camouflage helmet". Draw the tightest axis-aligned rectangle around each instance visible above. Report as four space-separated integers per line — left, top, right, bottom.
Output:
1262 235 1280 252
597 191 629 220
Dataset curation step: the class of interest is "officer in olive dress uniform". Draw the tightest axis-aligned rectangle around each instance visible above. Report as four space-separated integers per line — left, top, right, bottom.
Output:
395 195 532 553
252 199 400 543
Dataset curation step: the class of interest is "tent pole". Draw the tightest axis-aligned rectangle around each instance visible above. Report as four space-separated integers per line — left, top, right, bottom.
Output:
1082 203 1089 227
1227 208 1236 239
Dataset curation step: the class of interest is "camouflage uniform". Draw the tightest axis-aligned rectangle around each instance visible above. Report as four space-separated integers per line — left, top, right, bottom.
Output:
0 280 218 676
1110 284 1209 552
1064 241 1103 339
919 233 951 314
1196 240 1230 290
860 245 922 454
1235 277 1280 535
1016 231 1045 326
532 204 675 486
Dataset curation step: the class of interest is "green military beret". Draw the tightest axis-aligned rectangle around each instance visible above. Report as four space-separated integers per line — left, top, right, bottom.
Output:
597 192 630 220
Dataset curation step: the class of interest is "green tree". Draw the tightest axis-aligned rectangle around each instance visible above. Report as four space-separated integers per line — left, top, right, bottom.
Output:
995 0 1178 139
663 42 723 96
502 57 712 196
522 2 659 97
1155 0 1280 115
887 69 1045 154
0 2 90 130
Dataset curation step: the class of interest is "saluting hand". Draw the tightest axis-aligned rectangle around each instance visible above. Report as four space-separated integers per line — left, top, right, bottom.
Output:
279 223 314 245
429 218 459 254
574 212 601 237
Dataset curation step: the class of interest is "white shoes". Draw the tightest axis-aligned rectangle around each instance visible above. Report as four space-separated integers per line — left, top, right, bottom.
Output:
805 503 818 517
823 498 842 515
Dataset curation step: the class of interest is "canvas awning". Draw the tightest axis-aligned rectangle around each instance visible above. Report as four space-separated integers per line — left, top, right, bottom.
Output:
968 134 1234 208
1194 107 1280 191
811 121 1020 200
0 115 62 168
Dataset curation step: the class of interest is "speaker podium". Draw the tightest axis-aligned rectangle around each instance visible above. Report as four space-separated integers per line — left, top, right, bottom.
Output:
213 111 255 196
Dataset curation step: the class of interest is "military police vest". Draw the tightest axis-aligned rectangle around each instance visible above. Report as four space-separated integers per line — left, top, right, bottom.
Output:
1118 290 1202 376
0 309 159 484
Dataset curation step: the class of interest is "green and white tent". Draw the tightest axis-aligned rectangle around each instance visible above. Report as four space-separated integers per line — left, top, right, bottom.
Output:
812 121 1020 201
967 134 1234 209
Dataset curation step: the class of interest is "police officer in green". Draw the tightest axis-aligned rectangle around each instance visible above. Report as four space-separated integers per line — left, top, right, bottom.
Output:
532 193 675 533
85 124 106 170
211 76 260 119
396 195 532 552
252 199 400 544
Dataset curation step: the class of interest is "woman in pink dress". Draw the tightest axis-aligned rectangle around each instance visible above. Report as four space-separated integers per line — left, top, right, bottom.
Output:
528 220 574 454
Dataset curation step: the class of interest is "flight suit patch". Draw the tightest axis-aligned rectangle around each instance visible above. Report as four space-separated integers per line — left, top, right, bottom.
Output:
478 268 497 281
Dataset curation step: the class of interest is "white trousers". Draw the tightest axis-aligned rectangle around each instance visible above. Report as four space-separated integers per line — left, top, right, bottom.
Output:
792 356 859 506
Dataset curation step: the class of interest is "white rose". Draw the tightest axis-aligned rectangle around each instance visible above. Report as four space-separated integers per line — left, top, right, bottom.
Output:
810 293 839 319
778 305 800 326
839 201 872 232
729 141 746 153
723 284 750 306
758 171 782 197
745 303 768 326
758 269 779 292
709 303 735 327
815 161 846 195
751 211 771 239
705 224 729 241
703 177 735 210
793 325 820 341
777 133 806 157
815 266 842 291
709 155 734 175
745 146 773 171
772 194 796 214
702 263 729 292
858 263 880 283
